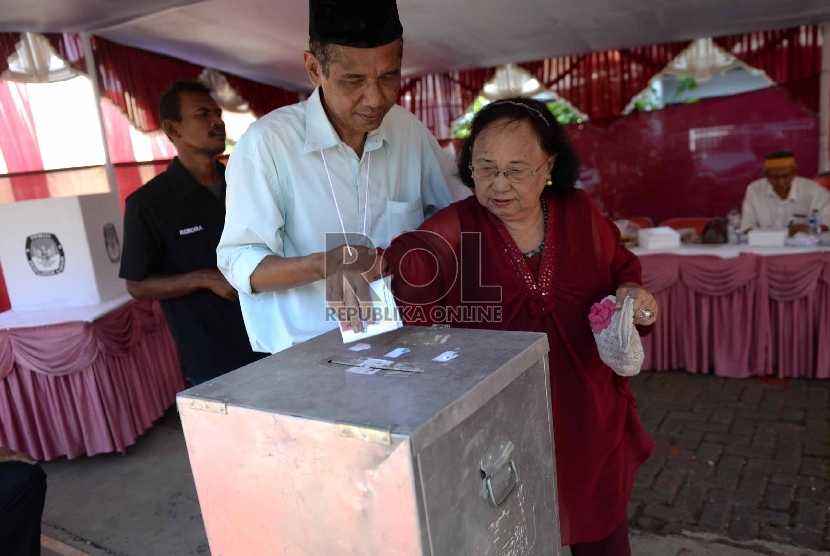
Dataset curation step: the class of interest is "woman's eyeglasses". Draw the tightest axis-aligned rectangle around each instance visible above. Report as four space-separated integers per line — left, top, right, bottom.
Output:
469 157 551 184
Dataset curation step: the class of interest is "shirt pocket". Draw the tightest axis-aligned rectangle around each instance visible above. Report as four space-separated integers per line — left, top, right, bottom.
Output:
386 198 424 238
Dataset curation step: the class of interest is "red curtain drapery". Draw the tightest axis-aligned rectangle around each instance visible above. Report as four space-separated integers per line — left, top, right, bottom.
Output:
91 37 203 132
397 68 495 141
44 33 88 74
0 32 19 75
519 42 691 121
91 37 300 132
715 26 823 84
225 74 300 118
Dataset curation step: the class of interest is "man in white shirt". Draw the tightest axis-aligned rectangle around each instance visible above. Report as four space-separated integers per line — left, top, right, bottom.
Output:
741 150 830 235
217 0 468 354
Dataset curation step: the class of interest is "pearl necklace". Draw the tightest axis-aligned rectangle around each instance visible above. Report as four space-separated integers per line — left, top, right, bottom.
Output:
521 197 547 259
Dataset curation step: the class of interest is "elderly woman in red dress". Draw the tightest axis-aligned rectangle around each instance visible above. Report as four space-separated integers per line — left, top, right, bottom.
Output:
384 98 657 554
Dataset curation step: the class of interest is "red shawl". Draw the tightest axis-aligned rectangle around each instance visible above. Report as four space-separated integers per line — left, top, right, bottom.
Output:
385 190 654 545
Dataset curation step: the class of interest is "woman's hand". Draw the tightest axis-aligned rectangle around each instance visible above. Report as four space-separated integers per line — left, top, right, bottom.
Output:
615 282 658 326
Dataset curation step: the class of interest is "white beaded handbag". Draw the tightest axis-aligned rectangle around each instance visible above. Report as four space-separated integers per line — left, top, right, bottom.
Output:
588 295 644 377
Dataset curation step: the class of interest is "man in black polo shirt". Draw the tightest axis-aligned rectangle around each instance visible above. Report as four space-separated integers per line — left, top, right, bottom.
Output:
119 80 265 385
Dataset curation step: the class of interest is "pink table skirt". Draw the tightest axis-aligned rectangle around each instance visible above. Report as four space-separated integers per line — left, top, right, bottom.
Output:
0 300 185 460
640 252 830 379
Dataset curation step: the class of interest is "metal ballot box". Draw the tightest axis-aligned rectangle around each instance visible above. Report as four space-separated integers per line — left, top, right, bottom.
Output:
178 326 559 555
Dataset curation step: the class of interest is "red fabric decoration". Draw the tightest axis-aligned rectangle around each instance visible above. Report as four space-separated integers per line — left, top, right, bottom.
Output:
91 37 203 132
225 74 300 118
0 300 185 460
397 68 495 140
91 36 299 132
640 252 830 378
714 25 823 84
43 33 87 74
0 32 20 75
519 42 691 121
0 262 9 313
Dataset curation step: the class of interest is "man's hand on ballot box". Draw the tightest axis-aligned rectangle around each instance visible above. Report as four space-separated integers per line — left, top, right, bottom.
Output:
325 245 389 333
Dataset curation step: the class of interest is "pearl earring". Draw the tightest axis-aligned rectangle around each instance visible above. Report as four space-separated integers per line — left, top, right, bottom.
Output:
545 178 553 186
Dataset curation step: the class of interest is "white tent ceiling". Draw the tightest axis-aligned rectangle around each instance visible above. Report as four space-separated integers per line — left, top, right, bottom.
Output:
1 0 829 92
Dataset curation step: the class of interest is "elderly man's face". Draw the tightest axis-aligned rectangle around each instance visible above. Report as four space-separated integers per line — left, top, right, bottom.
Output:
305 41 402 143
765 164 796 199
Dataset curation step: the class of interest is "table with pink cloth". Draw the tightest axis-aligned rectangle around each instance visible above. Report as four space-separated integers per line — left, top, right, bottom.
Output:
631 245 830 379
0 296 185 460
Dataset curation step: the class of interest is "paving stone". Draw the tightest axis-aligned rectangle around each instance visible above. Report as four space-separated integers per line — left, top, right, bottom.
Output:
746 457 800 475
710 407 736 426
796 486 830 504
699 500 732 532
677 429 703 449
658 414 687 436
806 385 829 404
759 524 793 543
770 474 826 489
788 531 825 551
673 482 707 522
685 421 730 435
714 455 746 491
733 507 791 528
738 386 761 403
796 502 828 533
696 442 724 465
636 516 667 532
781 407 806 423
651 468 685 505
730 419 757 437
630 370 829 547
728 516 760 541
764 483 795 511
804 442 830 458
705 433 749 446
634 456 665 489
723 444 774 459
737 467 769 504
752 431 778 449
800 457 828 479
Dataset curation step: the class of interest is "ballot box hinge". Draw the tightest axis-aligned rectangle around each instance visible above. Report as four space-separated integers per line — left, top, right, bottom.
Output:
338 423 392 445
188 398 227 414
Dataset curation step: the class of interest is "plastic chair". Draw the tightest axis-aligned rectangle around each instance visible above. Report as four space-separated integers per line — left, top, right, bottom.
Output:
658 217 711 236
814 173 830 192
618 216 654 229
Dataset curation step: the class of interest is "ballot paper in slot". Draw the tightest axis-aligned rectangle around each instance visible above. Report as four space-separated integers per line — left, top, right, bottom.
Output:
338 275 403 343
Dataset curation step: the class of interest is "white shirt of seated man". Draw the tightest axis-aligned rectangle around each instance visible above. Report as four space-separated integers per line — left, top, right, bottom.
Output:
740 152 830 236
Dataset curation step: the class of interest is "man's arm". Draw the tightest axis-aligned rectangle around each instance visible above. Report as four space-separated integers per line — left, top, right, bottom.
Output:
813 183 830 232
120 196 236 301
0 447 36 464
248 253 324 293
126 270 237 301
217 138 383 303
740 186 759 232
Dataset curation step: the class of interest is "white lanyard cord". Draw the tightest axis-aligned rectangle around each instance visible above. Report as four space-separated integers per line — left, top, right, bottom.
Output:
320 148 371 257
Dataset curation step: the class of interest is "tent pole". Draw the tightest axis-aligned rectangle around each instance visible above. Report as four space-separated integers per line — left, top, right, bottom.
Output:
80 32 118 196
820 23 830 173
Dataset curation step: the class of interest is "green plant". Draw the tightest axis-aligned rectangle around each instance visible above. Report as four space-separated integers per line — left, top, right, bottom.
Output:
631 84 663 113
674 75 701 104
451 96 583 139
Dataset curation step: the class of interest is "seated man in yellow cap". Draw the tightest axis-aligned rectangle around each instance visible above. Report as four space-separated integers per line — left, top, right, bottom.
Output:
741 150 830 235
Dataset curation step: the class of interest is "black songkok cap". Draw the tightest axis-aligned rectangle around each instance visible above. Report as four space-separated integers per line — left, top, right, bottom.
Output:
309 0 403 48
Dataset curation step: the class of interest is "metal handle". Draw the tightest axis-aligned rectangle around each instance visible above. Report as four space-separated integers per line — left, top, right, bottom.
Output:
481 439 519 507
484 459 519 507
